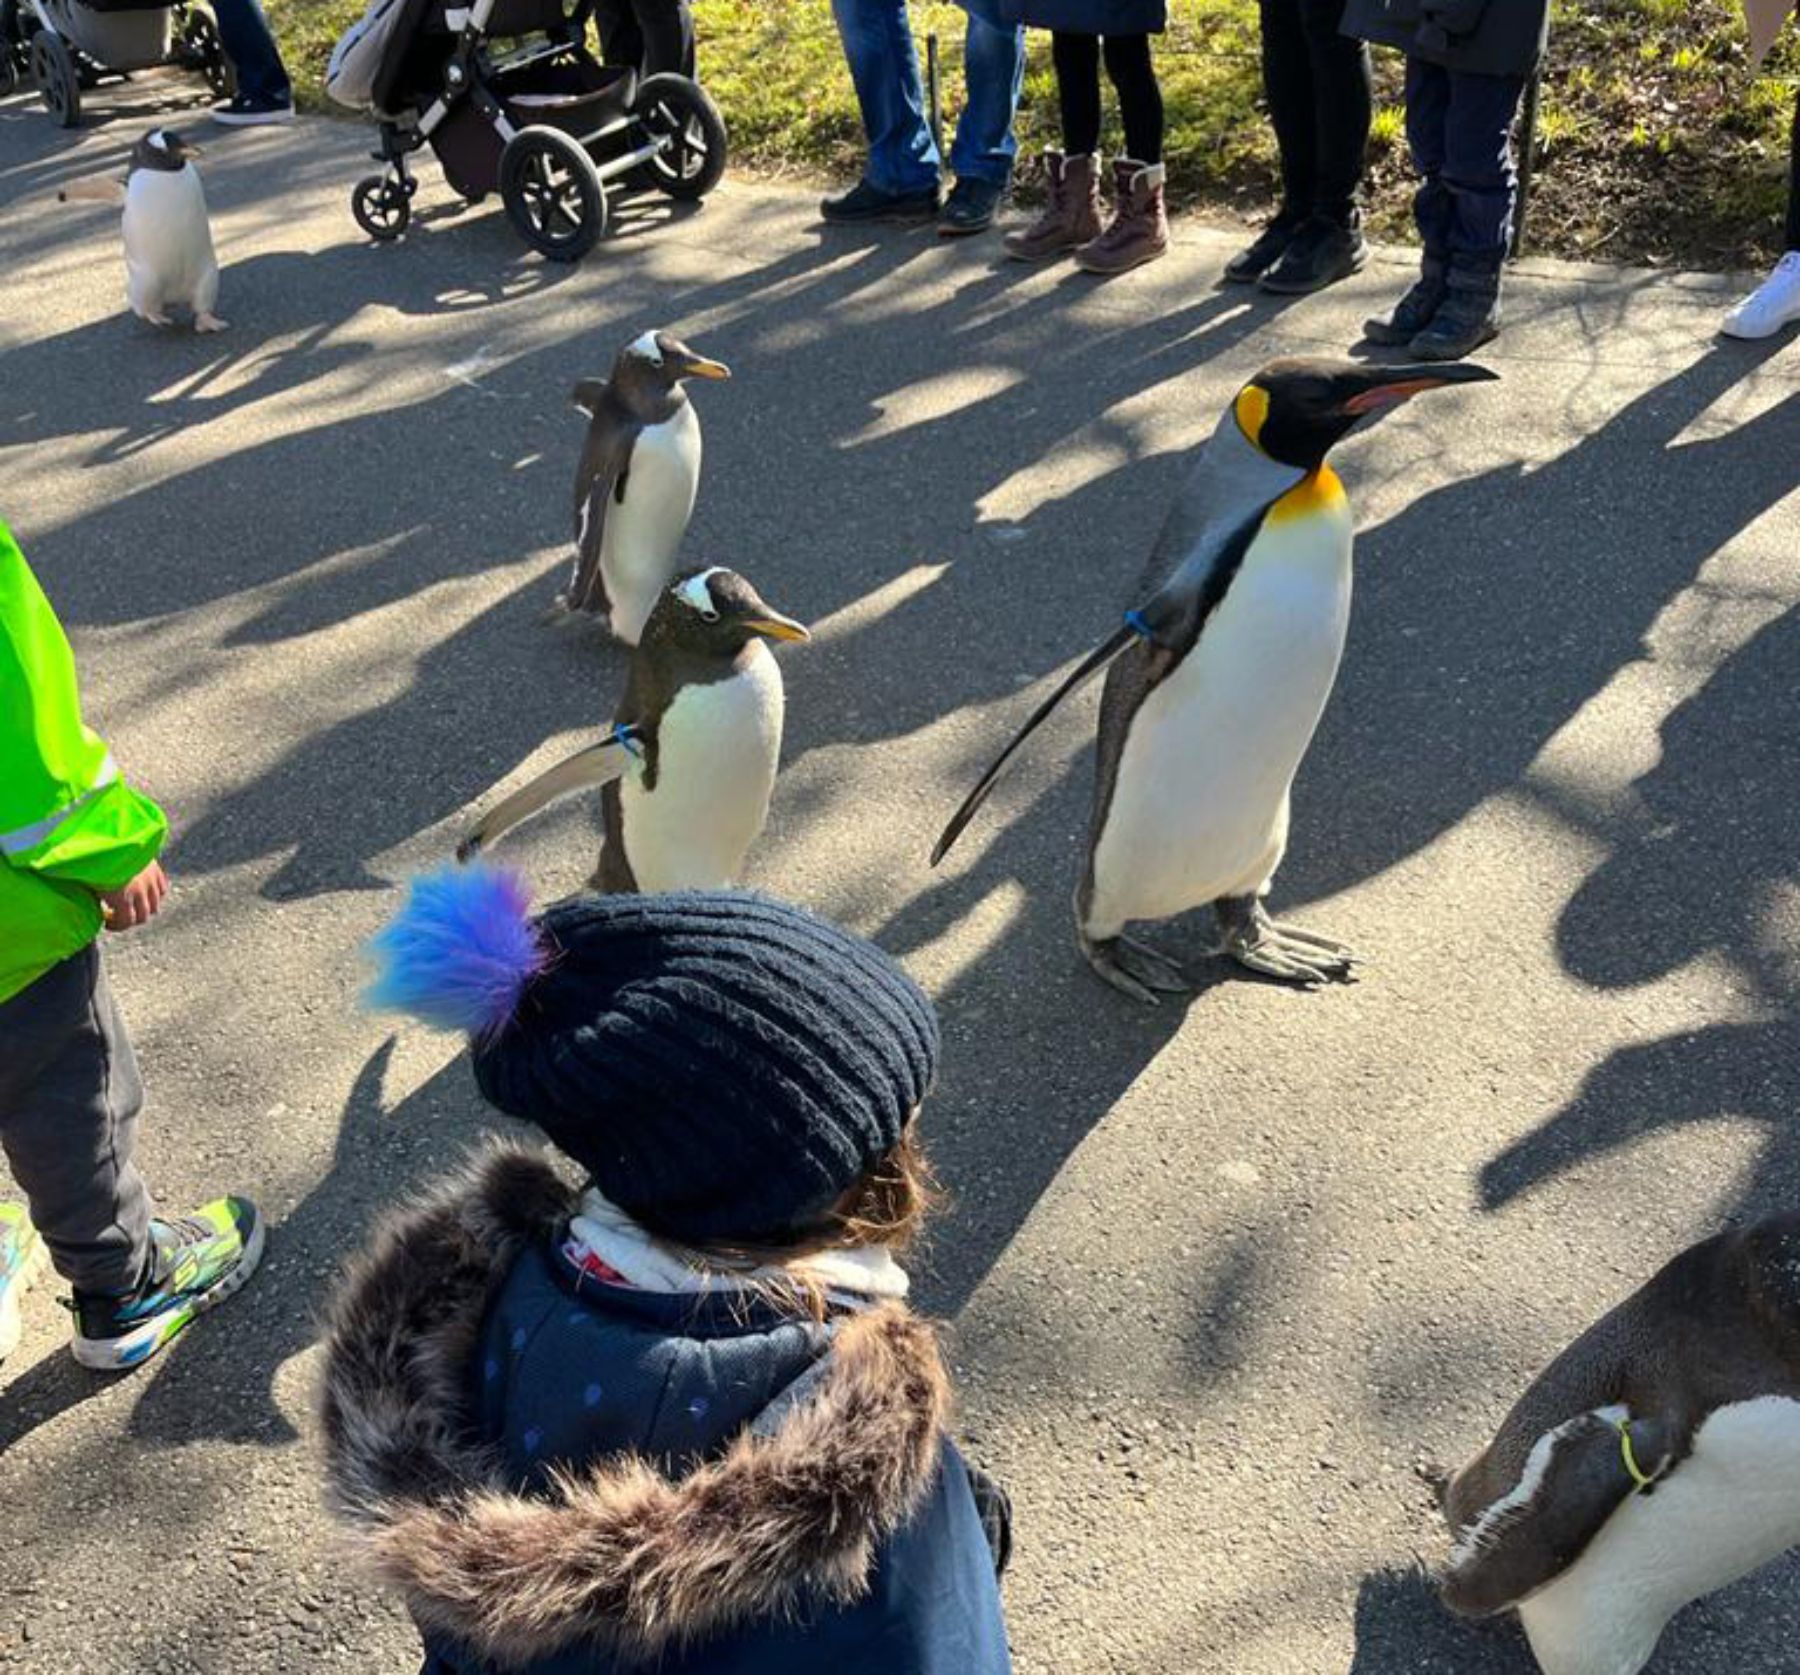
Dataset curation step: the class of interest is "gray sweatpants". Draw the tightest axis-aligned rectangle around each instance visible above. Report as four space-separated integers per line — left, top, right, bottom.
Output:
0 946 154 1295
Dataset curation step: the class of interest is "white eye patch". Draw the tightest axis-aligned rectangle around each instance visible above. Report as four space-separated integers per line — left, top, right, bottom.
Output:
148 131 170 152
630 329 664 366
675 567 727 617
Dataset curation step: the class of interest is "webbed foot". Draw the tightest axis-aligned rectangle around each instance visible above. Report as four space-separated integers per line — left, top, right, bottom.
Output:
1215 896 1358 989
1079 928 1191 1006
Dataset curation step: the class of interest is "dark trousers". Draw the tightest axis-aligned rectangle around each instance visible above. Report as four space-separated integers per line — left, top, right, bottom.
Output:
1405 58 1527 271
595 0 695 78
1052 33 1164 164
1257 0 1370 227
1788 86 1800 251
211 0 291 106
0 947 153 1296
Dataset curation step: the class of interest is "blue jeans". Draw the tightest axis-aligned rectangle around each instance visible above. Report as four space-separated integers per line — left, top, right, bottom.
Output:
212 0 292 107
829 0 1024 194
1405 58 1526 271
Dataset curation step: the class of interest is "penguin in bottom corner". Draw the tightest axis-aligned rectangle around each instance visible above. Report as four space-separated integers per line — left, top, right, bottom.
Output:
61 130 227 333
1438 1214 1800 1675
458 566 808 891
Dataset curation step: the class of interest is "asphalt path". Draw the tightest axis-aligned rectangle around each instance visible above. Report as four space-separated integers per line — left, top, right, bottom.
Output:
2 73 1798 1675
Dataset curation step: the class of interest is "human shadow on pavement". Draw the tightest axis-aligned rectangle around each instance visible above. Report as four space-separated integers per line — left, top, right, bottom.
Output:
124 1036 494 1447
1480 601 1800 1223
0 1335 115 1453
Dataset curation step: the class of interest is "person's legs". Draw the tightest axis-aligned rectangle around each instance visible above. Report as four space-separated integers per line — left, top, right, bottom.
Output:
1102 33 1163 165
828 0 940 198
948 5 1025 186
1723 88 1800 337
595 0 644 68
615 0 694 78
1054 30 1103 157
1409 67 1523 358
1295 0 1369 228
208 0 292 117
0 948 152 1298
1256 0 1318 222
1364 56 1453 343
1787 86 1800 252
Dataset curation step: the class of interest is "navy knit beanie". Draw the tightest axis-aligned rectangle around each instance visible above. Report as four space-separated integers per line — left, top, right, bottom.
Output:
365 870 939 1244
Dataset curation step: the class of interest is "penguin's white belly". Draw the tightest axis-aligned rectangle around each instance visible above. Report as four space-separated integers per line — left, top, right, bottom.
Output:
620 645 782 890
1089 512 1352 928
1519 1398 1800 1675
122 170 215 315
604 404 702 645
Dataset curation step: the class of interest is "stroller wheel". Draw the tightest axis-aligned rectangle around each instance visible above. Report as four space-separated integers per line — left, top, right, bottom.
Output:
29 30 78 127
500 125 607 263
178 4 235 100
631 74 727 202
0 46 18 99
352 175 411 242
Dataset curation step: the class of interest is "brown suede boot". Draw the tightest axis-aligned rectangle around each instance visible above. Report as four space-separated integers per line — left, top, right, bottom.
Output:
1003 150 1103 263
1076 158 1169 276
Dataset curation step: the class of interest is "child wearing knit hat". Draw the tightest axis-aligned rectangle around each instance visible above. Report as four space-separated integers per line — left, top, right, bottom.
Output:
322 867 1013 1675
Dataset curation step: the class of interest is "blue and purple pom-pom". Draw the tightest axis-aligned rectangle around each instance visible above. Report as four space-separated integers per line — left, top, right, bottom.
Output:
364 863 548 1038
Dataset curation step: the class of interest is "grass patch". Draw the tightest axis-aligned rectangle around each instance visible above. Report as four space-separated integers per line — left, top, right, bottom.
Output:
270 0 1798 267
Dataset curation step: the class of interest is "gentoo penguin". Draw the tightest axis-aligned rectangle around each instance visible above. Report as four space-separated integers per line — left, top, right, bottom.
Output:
561 330 731 644
932 357 1496 1003
118 130 225 333
1439 1215 1800 1675
459 567 807 890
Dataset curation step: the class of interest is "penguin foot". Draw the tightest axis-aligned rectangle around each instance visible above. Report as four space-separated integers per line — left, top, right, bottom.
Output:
195 312 229 333
1226 926 1357 988
1081 932 1190 1006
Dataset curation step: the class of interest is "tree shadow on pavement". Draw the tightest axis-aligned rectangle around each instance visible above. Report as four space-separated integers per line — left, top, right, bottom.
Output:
123 1036 493 1447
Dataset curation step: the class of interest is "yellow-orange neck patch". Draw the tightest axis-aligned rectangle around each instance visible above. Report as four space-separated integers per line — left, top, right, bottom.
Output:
1266 465 1347 525
1235 384 1270 447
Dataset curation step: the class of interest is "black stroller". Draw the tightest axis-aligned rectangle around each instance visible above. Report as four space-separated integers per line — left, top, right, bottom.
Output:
326 0 726 262
0 0 231 127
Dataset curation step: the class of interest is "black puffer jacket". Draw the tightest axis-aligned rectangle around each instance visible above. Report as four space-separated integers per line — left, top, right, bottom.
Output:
1341 0 1549 77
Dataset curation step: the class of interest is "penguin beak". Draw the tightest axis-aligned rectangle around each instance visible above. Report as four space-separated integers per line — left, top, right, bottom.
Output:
743 610 810 644
176 140 203 158
1338 361 1498 417
679 355 732 381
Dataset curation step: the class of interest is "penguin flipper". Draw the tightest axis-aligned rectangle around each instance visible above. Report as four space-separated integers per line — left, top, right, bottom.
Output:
930 624 1135 867
456 732 640 861
1440 1409 1675 1618
566 419 639 615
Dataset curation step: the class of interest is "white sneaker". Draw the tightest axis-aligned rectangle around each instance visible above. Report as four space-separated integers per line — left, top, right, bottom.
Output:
1721 250 1800 340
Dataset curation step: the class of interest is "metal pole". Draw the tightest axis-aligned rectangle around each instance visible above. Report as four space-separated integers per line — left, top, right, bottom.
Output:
926 32 945 177
1510 68 1543 260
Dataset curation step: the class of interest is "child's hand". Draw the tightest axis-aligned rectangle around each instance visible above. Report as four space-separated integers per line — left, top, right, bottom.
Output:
98 861 169 931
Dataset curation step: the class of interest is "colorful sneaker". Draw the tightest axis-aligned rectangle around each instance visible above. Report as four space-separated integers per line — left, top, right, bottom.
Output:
0 1204 47 1364
70 1197 264 1372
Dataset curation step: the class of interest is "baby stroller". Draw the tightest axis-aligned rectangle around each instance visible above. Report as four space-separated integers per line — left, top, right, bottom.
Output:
327 0 726 262
0 0 232 127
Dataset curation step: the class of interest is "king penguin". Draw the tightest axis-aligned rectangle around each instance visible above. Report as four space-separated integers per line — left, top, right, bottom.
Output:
561 329 731 644
459 567 808 891
1438 1215 1800 1675
119 130 226 333
932 357 1497 1003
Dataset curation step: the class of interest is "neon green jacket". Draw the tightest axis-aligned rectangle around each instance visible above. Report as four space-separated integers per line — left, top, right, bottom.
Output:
1 520 168 1004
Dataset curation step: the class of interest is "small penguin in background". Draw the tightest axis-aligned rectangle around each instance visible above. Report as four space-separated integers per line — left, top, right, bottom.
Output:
932 357 1496 1003
1439 1215 1800 1675
59 131 226 333
561 330 731 644
460 567 807 891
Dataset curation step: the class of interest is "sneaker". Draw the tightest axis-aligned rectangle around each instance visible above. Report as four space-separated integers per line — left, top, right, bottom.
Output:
1224 212 1303 284
1721 250 1800 341
211 95 295 127
938 175 1008 237
0 1205 46 1364
1258 214 1367 295
820 177 939 226
1409 273 1502 361
70 1196 264 1372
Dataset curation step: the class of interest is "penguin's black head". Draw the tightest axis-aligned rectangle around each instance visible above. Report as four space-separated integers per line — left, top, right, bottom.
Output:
1235 357 1499 472
648 566 810 658
608 329 731 414
134 129 202 171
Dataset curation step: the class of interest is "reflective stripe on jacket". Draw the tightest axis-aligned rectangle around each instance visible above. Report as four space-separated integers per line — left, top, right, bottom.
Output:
0 520 167 1003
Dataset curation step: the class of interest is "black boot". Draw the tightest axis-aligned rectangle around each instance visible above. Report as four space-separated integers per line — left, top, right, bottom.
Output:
1224 208 1305 284
1363 254 1448 345
1258 212 1367 295
1409 263 1502 360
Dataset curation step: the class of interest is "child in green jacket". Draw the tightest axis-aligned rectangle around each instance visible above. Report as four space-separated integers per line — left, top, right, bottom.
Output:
0 518 263 1372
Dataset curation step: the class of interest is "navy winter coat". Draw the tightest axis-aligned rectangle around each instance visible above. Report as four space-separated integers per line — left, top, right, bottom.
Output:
991 0 1166 29
1341 0 1548 78
321 1150 1013 1675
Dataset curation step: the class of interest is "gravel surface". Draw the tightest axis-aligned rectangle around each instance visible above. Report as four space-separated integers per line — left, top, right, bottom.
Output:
2 78 1797 1675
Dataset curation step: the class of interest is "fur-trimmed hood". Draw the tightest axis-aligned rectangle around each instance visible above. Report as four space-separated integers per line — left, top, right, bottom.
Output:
319 1146 954 1667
